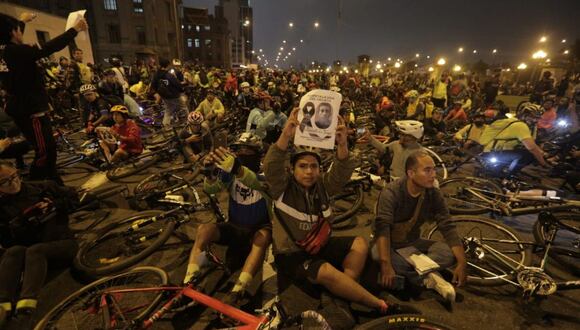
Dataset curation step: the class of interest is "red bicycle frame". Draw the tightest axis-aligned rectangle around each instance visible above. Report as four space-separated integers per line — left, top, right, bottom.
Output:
101 285 270 330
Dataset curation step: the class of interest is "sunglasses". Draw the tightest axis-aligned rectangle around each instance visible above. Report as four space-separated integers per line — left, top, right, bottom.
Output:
0 172 19 187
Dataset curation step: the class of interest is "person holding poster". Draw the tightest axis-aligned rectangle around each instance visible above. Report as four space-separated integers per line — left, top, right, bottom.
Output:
294 89 342 150
264 107 390 317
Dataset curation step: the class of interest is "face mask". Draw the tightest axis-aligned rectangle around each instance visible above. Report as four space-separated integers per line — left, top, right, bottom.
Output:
238 153 261 173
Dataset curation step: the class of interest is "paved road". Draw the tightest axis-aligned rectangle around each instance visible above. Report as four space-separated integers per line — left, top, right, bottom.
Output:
8 154 580 330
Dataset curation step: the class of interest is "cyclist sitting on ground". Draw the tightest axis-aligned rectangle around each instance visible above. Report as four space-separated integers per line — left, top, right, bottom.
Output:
403 90 425 121
97 68 125 100
80 84 118 133
372 151 467 303
255 97 288 144
444 99 469 125
424 108 447 141
183 134 270 307
368 120 425 179
180 111 213 163
264 108 390 315
99 105 143 164
237 82 256 113
195 89 225 123
375 97 397 136
245 94 269 134
478 102 548 173
0 163 80 327
453 112 487 153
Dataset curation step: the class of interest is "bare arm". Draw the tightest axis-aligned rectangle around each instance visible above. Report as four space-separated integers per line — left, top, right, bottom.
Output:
522 137 546 167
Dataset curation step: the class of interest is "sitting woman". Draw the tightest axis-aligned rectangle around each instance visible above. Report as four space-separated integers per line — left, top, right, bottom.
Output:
99 105 143 164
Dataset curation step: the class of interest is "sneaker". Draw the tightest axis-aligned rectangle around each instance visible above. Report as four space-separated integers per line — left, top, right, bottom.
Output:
423 272 456 302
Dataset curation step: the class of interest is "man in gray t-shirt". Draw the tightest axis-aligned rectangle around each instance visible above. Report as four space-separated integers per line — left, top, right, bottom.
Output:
373 150 467 303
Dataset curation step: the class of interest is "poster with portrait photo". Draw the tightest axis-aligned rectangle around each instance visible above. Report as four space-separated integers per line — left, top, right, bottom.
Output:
294 89 342 150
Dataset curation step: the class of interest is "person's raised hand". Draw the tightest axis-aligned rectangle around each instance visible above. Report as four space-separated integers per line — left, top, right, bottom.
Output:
335 115 348 146
19 12 37 23
74 18 89 32
282 107 300 139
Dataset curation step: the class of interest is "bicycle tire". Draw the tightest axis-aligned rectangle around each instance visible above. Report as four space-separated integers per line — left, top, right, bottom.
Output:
424 148 448 180
332 184 364 224
355 314 453 330
74 211 176 277
106 152 161 181
132 165 202 210
34 266 168 330
439 177 503 215
532 212 580 276
425 215 532 286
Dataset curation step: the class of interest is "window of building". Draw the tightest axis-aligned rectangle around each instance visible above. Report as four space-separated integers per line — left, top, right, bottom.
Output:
136 26 146 45
187 38 193 48
104 0 117 11
108 24 121 43
204 25 210 31
133 0 144 13
195 25 200 32
187 25 192 31
194 39 200 48
205 39 212 46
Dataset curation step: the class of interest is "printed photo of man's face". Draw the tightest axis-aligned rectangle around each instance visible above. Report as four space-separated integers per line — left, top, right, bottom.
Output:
315 102 333 129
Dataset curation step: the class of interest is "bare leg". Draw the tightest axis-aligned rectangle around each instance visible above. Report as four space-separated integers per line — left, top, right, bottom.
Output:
110 148 128 164
240 228 271 276
342 236 368 280
187 223 220 266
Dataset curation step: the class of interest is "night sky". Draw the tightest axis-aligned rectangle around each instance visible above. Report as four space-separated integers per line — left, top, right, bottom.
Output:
184 0 579 67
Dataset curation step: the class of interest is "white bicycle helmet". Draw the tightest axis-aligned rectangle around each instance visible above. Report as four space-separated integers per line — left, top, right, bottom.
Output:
80 84 97 94
395 120 424 139
187 111 204 125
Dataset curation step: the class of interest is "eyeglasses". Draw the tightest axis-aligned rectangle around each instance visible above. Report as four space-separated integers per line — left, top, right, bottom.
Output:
0 172 19 187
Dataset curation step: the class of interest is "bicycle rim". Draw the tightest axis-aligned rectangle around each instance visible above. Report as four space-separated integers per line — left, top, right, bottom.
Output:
74 211 176 277
426 216 531 286
439 177 503 215
35 267 168 330
332 184 364 225
106 153 160 181
533 212 580 276
355 314 454 330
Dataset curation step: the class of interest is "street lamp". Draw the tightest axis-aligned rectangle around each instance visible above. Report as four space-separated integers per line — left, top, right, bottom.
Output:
244 19 250 27
561 39 567 43
289 22 294 28
437 58 446 66
532 50 547 59
428 67 434 72
415 53 420 58
314 21 319 28
472 49 477 54
453 65 462 72
300 39 304 43
492 49 497 54
282 40 286 44
394 62 401 68
564 50 569 55
458 47 464 53
539 36 547 43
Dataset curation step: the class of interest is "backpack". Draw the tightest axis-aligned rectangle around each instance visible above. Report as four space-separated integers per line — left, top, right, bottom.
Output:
156 71 179 99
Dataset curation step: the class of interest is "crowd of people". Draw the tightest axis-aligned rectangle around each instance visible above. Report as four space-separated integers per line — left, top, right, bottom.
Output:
0 10 579 329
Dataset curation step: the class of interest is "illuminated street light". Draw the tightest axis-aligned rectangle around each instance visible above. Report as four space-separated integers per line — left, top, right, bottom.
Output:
394 62 401 68
292 47 296 51
376 64 382 69
561 39 567 43
539 36 547 43
300 39 304 43
387 57 392 61
472 49 477 54
259 49 263 52
312 61 315 65
564 50 569 55
492 49 497 54
280 47 284 51
428 67 434 72
251 50 255 54
369 60 373 63
282 40 286 44
453 65 462 72
314 21 319 28
426 55 430 59
380 69 384 73
532 50 547 59
414 64 418 68
458 47 464 53
289 22 294 28
244 19 250 26
415 53 420 58
437 58 446 65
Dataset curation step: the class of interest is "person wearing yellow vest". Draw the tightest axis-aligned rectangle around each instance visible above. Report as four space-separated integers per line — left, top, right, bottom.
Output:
478 103 548 173
404 90 425 121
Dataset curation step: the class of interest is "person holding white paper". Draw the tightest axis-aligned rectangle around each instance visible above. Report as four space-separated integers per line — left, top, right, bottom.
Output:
373 150 467 303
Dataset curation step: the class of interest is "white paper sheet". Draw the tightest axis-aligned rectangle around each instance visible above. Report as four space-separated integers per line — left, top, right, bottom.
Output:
65 10 86 41
293 89 342 150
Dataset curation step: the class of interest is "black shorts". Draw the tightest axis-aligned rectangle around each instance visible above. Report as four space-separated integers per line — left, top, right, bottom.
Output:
274 236 356 282
215 222 271 247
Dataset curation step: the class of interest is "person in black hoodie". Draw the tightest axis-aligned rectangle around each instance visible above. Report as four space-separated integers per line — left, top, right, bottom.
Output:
0 12 88 184
151 58 184 129
0 163 80 326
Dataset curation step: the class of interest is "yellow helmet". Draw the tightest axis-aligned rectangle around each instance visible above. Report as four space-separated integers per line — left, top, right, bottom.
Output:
110 105 129 115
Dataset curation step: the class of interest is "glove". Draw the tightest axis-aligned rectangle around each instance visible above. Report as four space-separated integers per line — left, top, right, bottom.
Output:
215 154 241 175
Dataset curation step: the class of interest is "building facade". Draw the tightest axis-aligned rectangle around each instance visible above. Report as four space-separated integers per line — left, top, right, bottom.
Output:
219 0 253 66
182 6 230 68
2 0 182 65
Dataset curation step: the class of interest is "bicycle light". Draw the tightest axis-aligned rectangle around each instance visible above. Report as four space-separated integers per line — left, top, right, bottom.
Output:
557 119 568 128
490 157 498 164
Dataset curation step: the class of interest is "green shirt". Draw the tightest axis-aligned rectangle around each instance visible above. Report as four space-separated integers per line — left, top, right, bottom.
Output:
479 118 532 152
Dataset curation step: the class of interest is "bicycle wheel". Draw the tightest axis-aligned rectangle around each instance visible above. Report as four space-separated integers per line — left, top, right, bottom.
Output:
439 177 503 215
74 211 176 277
106 152 161 181
424 148 448 180
532 212 580 276
331 184 364 225
132 165 202 210
355 314 453 330
35 267 168 330
425 216 532 286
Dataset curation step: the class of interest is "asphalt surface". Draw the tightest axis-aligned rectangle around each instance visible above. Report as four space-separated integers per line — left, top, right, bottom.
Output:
5 146 580 330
